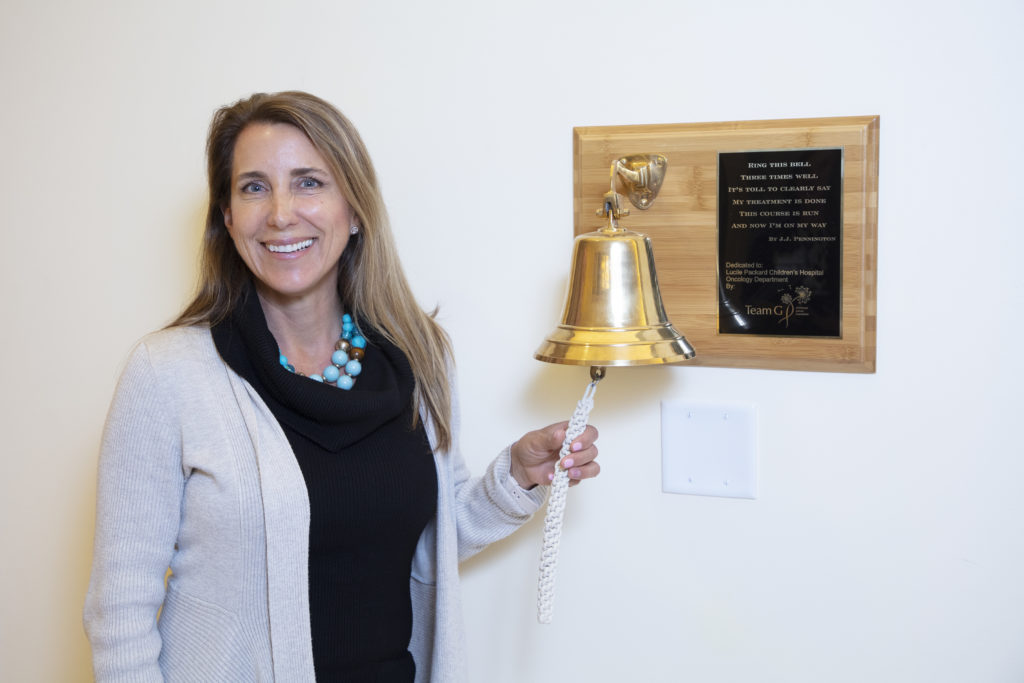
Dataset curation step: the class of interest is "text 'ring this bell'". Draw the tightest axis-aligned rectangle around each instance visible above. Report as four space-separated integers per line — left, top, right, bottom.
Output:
535 154 695 368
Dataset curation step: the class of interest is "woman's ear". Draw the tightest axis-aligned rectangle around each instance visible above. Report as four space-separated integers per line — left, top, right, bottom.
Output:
223 206 233 230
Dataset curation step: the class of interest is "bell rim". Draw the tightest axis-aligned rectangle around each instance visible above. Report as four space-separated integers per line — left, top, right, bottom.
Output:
533 327 696 366
540 321 690 343
532 352 695 367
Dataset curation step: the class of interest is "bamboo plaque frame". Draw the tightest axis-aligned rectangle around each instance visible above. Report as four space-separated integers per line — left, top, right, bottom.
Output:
573 116 878 373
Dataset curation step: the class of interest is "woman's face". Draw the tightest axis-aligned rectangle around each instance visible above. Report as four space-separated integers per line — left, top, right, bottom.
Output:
224 122 355 305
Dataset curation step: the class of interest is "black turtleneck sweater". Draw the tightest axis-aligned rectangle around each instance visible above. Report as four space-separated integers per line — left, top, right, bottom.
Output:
211 290 437 683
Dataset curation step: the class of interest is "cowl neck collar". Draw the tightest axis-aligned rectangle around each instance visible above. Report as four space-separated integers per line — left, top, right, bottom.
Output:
211 287 414 451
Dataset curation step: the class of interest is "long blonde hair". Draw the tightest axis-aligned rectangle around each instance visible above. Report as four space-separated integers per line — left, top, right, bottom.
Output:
173 91 453 451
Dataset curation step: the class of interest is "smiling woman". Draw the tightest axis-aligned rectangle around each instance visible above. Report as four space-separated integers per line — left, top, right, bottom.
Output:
225 124 355 298
82 91 600 683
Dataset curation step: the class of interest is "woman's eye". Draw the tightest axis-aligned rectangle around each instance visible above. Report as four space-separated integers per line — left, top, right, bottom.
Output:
241 182 265 193
298 177 322 189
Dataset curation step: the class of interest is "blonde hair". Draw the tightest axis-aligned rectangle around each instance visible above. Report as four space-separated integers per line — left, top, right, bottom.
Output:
174 91 453 450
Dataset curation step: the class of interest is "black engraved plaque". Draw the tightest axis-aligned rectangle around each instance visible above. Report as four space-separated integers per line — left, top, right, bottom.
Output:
718 148 843 337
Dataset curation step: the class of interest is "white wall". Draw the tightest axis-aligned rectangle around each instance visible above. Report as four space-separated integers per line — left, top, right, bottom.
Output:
2 1 1021 681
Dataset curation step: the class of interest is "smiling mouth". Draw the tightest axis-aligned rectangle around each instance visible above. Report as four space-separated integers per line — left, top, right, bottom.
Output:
266 238 314 254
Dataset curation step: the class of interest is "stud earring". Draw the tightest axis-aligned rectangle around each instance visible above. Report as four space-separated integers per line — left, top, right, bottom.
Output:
350 225 359 235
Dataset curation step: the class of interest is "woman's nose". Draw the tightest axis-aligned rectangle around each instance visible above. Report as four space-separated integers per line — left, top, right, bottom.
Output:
268 193 297 228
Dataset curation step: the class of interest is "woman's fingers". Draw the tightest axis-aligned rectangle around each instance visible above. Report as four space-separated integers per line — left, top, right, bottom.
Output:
512 422 601 488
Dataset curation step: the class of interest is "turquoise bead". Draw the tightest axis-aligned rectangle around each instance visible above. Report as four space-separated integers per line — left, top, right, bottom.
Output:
276 319 363 390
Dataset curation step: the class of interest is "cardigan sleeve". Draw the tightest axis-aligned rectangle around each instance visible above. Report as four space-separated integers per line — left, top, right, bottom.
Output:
443 367 548 562
83 340 186 681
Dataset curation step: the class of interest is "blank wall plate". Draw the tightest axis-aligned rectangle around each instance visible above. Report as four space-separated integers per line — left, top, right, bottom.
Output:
661 400 757 499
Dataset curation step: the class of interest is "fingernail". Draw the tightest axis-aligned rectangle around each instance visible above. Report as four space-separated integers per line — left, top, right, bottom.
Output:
570 468 581 479
562 458 574 468
547 472 555 481
572 442 583 452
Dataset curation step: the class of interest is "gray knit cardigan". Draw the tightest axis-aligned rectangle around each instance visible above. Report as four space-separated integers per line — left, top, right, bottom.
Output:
83 326 546 682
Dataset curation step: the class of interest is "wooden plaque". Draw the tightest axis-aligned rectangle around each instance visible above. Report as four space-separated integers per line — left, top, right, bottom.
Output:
573 116 879 373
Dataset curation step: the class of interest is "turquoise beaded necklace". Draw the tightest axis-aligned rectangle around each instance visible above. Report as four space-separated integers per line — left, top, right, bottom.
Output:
278 313 367 390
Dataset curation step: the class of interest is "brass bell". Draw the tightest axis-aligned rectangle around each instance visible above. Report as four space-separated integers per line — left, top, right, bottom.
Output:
534 154 695 368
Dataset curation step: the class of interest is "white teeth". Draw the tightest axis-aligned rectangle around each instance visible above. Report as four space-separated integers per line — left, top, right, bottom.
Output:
266 239 314 253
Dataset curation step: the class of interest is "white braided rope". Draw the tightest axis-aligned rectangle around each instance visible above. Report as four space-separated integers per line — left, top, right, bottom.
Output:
537 378 599 624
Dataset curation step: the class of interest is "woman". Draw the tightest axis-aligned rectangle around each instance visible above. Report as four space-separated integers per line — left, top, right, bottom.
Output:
83 91 599 682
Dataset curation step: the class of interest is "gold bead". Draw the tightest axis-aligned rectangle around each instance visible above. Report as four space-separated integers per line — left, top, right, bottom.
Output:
335 339 351 352
349 347 365 361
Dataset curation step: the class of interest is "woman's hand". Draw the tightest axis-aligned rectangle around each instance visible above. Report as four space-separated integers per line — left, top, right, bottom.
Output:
509 422 600 490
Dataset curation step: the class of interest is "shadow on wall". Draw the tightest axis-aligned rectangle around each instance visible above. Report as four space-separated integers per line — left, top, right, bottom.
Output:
522 359 679 424
460 360 678 576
